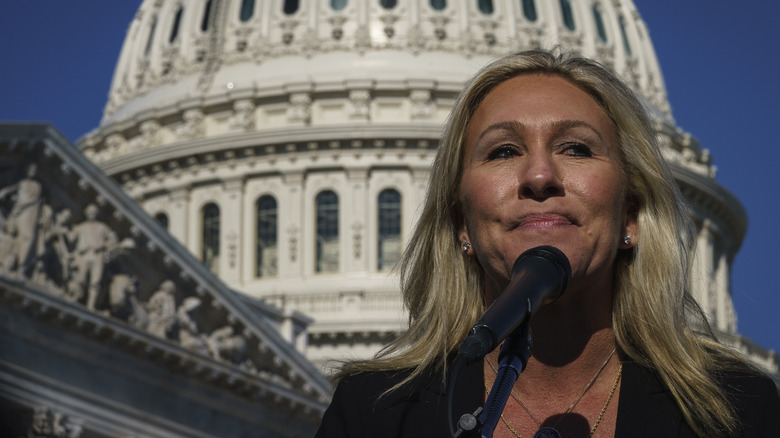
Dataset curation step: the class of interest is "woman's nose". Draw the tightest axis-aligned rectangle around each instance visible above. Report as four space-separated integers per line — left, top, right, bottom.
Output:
519 153 564 200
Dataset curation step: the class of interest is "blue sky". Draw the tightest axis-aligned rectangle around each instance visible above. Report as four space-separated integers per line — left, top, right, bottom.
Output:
1 1 778 355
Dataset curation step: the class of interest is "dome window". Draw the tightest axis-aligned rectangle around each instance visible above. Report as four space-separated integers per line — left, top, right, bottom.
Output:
201 0 212 32
201 203 220 274
380 0 397 9
283 0 299 15
169 6 183 43
256 196 278 278
592 4 607 43
378 189 402 272
144 15 158 56
430 0 446 11
619 15 633 56
316 191 339 273
522 0 537 22
560 0 576 31
478 0 494 15
154 212 169 230
239 0 255 22
331 0 347 11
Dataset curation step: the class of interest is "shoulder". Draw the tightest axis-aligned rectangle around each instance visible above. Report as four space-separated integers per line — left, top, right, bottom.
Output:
315 365 481 438
718 369 780 436
314 368 425 437
329 367 435 413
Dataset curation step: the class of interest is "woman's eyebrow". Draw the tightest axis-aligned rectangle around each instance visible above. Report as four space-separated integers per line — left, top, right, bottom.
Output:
473 119 605 146
549 119 606 144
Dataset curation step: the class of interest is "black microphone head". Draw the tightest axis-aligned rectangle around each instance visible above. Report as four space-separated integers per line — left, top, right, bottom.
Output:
513 245 572 299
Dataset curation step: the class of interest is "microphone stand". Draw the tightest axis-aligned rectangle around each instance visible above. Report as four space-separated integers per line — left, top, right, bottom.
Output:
453 322 532 437
478 322 532 437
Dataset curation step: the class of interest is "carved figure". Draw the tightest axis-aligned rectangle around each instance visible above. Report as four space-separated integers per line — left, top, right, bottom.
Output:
145 280 177 339
208 325 247 365
108 274 147 329
68 204 117 310
25 405 82 438
48 209 73 284
177 296 210 354
0 164 44 278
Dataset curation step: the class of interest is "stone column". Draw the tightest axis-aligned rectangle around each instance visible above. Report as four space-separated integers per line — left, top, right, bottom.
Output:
281 170 305 278
715 251 737 333
692 219 715 321
346 167 369 273
221 177 244 284
167 186 190 245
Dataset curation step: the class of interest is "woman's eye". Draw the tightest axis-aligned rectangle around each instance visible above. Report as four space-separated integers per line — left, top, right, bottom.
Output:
563 142 593 157
487 145 518 160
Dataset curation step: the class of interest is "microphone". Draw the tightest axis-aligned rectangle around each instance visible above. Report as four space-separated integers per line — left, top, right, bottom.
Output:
455 245 571 364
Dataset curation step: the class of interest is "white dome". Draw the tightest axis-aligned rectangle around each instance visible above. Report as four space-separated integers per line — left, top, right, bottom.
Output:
77 0 747 372
99 0 671 129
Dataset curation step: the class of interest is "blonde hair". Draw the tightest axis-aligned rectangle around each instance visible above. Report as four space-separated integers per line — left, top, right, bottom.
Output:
340 50 752 437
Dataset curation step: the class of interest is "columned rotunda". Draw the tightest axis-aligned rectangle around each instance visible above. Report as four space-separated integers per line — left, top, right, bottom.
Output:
75 0 774 377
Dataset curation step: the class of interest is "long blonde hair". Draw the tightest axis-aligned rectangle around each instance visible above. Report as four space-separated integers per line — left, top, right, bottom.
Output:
340 50 752 437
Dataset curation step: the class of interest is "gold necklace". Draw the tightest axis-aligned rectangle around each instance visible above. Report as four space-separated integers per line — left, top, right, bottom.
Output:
485 350 621 438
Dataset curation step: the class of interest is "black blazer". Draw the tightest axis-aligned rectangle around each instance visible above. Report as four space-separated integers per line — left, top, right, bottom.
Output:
315 360 780 437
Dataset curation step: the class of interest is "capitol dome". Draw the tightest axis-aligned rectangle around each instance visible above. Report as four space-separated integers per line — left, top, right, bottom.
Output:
78 0 750 372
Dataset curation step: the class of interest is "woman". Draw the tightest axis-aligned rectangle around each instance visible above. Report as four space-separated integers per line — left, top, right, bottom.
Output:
315 50 780 437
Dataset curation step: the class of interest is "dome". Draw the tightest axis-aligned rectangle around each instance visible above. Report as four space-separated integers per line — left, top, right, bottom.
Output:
97 0 672 129
77 0 746 372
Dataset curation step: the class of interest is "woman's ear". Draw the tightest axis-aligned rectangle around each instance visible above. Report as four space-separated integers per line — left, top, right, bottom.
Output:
621 196 639 249
458 220 473 255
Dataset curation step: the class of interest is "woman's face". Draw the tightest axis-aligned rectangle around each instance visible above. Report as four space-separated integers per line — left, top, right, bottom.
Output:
459 74 636 300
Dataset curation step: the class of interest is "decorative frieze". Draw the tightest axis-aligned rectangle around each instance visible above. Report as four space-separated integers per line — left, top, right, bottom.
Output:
229 99 257 131
287 93 311 124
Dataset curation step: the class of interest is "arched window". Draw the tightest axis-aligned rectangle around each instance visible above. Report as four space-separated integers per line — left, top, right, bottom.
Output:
202 203 220 274
430 0 446 11
619 16 633 56
239 0 255 22
380 0 397 9
256 196 278 278
592 5 607 43
201 0 212 31
478 0 494 15
144 15 158 56
154 212 169 230
522 0 537 22
283 0 299 15
315 191 339 273
560 0 575 31
169 6 183 43
378 189 402 271
331 0 347 11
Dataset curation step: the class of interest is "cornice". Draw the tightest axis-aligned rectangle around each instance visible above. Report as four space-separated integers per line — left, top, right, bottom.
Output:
670 163 747 252
0 278 327 419
95 125 441 189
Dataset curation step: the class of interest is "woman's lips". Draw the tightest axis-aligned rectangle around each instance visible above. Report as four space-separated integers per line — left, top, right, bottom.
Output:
515 213 574 229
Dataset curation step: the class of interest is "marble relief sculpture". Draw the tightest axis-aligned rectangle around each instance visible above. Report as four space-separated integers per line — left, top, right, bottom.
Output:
0 163 252 366
145 279 178 339
69 204 119 311
0 164 44 279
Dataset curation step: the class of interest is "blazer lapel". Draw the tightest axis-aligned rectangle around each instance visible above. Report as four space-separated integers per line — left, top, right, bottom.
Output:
615 361 692 437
